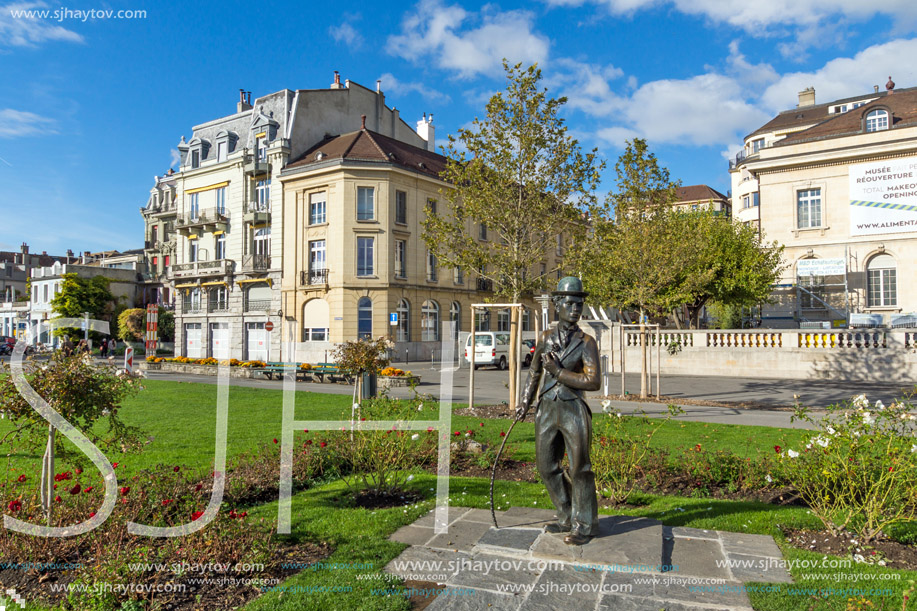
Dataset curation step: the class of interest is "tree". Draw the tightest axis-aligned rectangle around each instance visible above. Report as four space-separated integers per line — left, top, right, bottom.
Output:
422 61 603 406
679 212 785 328
158 309 174 343
117 308 146 342
569 139 696 397
50 273 116 341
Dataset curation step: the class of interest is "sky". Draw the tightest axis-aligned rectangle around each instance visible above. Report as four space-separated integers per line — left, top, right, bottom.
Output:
2 0 917 254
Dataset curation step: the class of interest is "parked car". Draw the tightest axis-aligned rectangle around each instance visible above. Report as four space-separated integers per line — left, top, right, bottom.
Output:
522 339 536 367
0 336 15 355
464 332 511 370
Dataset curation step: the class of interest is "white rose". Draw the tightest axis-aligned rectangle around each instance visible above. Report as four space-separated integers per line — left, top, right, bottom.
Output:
852 394 868 409
826 426 836 436
814 436 829 448
787 449 800 458
411 434 420 441
765 474 773 483
874 400 885 410
862 412 874 426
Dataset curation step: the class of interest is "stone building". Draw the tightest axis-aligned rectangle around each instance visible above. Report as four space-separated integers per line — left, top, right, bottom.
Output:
730 78 917 327
152 75 437 360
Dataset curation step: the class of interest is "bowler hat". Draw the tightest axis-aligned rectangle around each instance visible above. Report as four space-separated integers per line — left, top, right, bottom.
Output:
551 276 588 297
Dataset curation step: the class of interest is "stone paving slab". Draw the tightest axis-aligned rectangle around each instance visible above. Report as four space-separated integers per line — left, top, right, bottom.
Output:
385 507 787 611
413 506 473 528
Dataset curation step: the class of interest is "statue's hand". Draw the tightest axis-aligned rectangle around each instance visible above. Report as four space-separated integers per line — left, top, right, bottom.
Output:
514 404 529 421
543 353 562 376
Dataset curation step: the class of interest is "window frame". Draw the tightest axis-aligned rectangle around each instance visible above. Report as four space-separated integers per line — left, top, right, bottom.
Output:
215 233 227 260
394 239 406 279
357 297 373 340
866 254 897 307
395 190 407 225
357 186 375 221
356 236 375 277
309 191 327 225
865 109 889 133
796 188 822 230
421 300 440 342
396 299 410 342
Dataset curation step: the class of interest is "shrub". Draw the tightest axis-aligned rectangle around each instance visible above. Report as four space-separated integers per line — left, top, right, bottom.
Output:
592 402 683 504
337 395 437 494
779 393 917 543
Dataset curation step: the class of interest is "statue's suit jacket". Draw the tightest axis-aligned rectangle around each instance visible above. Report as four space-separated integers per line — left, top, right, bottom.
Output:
522 325 601 409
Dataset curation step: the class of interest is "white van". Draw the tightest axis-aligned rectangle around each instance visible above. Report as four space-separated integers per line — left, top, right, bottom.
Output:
464 332 510 369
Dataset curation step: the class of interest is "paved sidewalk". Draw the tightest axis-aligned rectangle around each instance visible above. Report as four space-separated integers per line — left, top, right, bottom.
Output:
386 507 792 610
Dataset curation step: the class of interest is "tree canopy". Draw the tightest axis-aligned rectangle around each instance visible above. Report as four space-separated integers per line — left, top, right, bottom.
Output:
422 61 602 303
50 273 116 339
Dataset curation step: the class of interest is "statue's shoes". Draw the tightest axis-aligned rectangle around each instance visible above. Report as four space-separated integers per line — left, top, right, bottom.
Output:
544 522 572 534
564 533 592 546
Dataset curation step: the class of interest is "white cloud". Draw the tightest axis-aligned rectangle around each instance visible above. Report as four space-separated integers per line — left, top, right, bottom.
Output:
388 0 550 78
546 58 626 117
760 38 917 111
0 108 55 137
378 72 451 103
0 1 83 47
329 22 363 48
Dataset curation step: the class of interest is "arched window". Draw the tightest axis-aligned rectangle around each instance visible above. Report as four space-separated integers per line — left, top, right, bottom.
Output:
450 301 461 338
422 300 440 342
357 297 372 339
865 109 889 132
302 298 330 341
867 254 897 307
397 299 410 342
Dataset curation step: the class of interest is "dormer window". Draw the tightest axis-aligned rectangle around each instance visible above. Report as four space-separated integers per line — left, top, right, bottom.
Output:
187 138 210 169
191 150 200 169
256 135 267 161
214 131 237 163
865 109 889 132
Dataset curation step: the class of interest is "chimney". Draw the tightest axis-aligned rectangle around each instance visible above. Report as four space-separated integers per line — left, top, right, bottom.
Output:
361 114 366 130
416 113 435 152
797 87 816 107
42 251 47 256
66 249 74 262
237 88 253 113
376 79 382 93
20 242 28 255
330 71 343 89
874 85 880 93
886 76 895 94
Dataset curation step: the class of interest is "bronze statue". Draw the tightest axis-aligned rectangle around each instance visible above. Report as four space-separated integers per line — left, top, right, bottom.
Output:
516 276 601 545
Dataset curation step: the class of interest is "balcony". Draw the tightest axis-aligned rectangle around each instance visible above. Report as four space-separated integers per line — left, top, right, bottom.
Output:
244 298 272 313
172 259 231 279
243 154 270 176
301 268 329 286
181 299 202 315
243 201 271 225
175 211 229 236
476 278 493 292
208 300 230 313
242 254 271 273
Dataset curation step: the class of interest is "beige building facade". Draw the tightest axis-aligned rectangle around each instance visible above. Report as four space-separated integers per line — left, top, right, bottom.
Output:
731 80 917 327
280 127 552 362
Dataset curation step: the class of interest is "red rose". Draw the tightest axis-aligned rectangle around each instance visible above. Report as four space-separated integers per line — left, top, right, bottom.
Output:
480 423 485 427
303 429 308 433
173 466 180 473
8 500 22 512
500 431 506 437
889 467 894 472
191 510 204 521
120 487 130 496
161 499 173 506
695 444 702 452
454 431 461 436
427 427 434 432
195 483 203 491
273 438 278 444
89 511 96 518
55 496 62 503
112 462 119 468
305 440 313 445
83 486 93 493
238 511 247 518
320 442 327 448
774 446 781 454
75 468 83 475
17 474 26 483
69 484 81 495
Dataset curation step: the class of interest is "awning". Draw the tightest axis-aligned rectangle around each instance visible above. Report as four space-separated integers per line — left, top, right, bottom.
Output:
174 283 198 289
184 181 230 195
201 281 228 287
187 234 199 240
236 278 272 287
212 230 225 236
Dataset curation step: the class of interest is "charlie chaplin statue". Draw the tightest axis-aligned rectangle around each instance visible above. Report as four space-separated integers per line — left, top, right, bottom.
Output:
516 277 601 545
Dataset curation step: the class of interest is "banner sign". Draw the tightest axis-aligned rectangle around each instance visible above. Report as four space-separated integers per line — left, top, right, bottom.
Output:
849 157 917 236
849 313 883 328
145 304 158 355
796 258 845 276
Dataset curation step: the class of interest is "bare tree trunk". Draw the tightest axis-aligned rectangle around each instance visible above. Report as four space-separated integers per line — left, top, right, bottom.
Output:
639 309 648 398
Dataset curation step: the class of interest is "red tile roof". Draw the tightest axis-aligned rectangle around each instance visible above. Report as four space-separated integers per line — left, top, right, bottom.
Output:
675 185 729 203
286 129 449 179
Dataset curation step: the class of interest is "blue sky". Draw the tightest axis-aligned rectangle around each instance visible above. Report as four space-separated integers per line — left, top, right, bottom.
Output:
2 0 917 253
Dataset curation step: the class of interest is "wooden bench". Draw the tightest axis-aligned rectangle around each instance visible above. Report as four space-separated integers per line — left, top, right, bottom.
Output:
310 362 346 383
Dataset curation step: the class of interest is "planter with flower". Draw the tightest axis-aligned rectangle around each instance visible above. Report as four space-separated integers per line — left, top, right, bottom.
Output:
378 367 421 388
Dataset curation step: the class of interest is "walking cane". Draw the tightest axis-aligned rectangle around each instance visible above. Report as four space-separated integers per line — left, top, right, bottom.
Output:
490 340 557 528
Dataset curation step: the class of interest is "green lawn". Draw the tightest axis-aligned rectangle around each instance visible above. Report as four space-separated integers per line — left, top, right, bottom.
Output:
1 380 913 611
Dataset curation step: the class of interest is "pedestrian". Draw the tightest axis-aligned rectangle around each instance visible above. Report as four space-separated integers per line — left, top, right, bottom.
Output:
77 339 89 356
100 338 108 358
109 337 118 354
61 337 74 358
